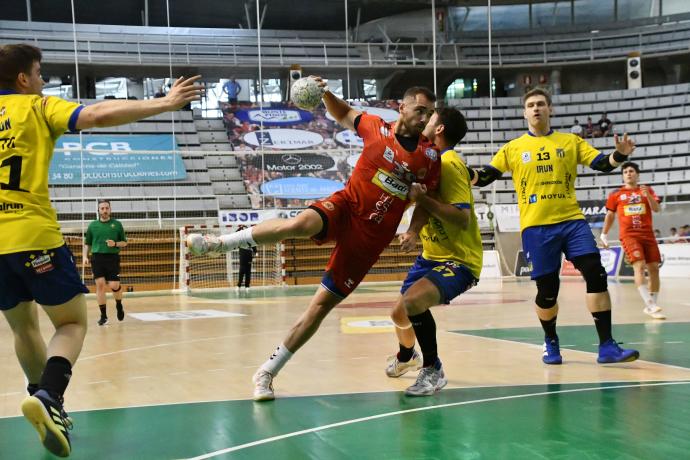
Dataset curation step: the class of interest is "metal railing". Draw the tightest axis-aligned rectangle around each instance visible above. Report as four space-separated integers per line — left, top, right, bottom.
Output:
1 20 689 68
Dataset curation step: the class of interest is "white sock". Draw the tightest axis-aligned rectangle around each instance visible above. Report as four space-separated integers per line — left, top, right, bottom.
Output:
650 291 659 306
219 228 256 250
260 343 293 376
637 285 653 308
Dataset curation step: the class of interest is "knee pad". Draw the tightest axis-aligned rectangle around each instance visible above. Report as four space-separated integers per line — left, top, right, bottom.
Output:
111 285 121 292
535 272 560 308
572 253 608 293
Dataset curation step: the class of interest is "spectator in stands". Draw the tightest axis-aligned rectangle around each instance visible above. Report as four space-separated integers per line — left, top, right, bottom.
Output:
597 112 613 137
585 116 595 138
570 119 583 137
154 86 166 98
0 43 200 457
669 227 680 243
236 225 257 291
84 200 127 326
222 77 241 105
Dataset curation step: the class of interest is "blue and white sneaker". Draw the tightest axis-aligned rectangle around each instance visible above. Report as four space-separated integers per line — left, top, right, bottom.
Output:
542 336 563 365
597 339 639 364
405 362 447 396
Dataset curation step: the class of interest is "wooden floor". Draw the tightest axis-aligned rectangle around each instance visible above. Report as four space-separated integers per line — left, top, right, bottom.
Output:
1 278 689 459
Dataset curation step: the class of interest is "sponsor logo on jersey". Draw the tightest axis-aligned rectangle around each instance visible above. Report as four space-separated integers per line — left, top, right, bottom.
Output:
623 203 646 216
0 117 11 132
556 148 565 158
539 180 562 185
372 169 409 200
540 193 566 200
529 194 538 204
323 201 335 211
521 151 531 163
0 201 24 212
380 125 390 137
383 147 395 163
536 164 553 173
620 193 627 200
425 148 438 161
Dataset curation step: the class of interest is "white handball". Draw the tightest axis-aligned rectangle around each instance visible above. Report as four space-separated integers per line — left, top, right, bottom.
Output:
290 77 324 111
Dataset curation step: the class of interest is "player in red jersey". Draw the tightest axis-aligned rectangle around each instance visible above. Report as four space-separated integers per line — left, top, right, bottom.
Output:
187 77 440 400
601 161 664 319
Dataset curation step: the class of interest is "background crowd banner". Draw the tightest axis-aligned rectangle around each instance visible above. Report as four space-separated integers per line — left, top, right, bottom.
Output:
658 243 690 278
481 250 502 279
50 134 185 184
560 247 622 277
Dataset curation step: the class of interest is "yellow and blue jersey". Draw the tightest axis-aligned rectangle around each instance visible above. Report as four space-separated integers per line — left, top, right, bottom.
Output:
419 149 483 279
0 90 83 254
489 131 602 231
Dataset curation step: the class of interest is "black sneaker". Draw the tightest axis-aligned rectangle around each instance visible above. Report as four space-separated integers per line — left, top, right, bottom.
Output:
21 389 72 457
97 316 108 326
116 305 125 321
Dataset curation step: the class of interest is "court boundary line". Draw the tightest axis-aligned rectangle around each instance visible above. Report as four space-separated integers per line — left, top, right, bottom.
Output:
184 380 690 459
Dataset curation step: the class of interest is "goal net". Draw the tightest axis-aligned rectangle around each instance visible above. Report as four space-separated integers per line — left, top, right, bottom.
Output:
179 225 284 292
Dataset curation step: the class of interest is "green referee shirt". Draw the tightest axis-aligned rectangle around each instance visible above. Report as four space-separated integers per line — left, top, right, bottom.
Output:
85 219 127 254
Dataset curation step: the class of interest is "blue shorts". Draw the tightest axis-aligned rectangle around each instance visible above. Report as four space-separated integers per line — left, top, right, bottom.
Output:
522 219 598 280
0 245 89 310
401 256 478 304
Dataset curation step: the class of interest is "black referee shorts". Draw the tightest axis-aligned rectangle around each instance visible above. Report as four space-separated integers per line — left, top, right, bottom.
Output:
91 253 121 282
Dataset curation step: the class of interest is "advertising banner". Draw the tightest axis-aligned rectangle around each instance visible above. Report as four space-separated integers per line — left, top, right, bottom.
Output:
243 129 324 150
561 247 621 276
218 208 304 225
234 108 313 126
481 250 502 278
514 250 532 277
247 153 335 173
50 135 185 184
658 243 690 278
260 177 344 199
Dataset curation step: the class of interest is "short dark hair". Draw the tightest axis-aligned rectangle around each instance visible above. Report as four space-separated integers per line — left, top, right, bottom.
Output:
98 199 111 206
403 86 436 103
621 161 640 173
523 87 552 106
436 107 468 147
0 44 42 90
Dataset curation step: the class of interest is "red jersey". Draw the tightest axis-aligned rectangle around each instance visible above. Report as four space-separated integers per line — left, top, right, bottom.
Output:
343 112 440 239
605 185 660 238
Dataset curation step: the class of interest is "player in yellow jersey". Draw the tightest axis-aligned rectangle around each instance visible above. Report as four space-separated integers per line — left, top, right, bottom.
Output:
385 107 483 396
0 44 200 457
469 88 639 366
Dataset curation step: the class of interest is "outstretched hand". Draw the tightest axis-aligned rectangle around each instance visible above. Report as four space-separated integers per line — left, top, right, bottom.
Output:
399 231 418 253
614 133 636 156
408 182 428 202
166 75 203 110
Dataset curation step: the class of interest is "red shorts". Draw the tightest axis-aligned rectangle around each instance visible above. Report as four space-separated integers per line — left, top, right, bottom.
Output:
621 235 661 264
309 193 392 298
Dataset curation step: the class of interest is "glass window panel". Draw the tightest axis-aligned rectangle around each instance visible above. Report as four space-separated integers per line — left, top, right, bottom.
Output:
663 0 690 15
574 0 614 24
533 2 572 28
491 5 530 31
617 0 655 20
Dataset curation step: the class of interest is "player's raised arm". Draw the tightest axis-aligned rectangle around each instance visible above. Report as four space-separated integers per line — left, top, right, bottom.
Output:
310 75 360 131
75 75 202 130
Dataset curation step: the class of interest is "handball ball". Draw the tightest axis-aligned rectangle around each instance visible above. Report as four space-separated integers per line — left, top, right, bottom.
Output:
290 77 324 111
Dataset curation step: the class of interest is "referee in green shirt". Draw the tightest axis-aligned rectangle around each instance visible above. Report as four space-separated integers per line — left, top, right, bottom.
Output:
84 200 127 325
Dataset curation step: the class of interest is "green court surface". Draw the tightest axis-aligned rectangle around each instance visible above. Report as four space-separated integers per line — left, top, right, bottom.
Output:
454 322 690 369
2 380 689 459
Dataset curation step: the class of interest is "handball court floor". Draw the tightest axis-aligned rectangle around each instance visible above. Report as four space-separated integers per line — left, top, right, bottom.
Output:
1 278 689 459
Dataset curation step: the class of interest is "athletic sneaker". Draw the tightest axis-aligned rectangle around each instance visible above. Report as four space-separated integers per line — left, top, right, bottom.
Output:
252 369 275 401
385 350 422 377
643 306 666 320
97 317 108 326
186 233 224 257
27 385 72 430
597 339 639 364
116 305 125 321
542 336 563 365
21 390 72 458
405 364 448 396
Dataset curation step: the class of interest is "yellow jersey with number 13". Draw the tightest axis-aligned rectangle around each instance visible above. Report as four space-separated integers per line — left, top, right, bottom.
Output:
489 131 602 231
0 91 83 254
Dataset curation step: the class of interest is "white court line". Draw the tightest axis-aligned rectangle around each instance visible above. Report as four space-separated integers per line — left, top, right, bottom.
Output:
184 380 690 460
